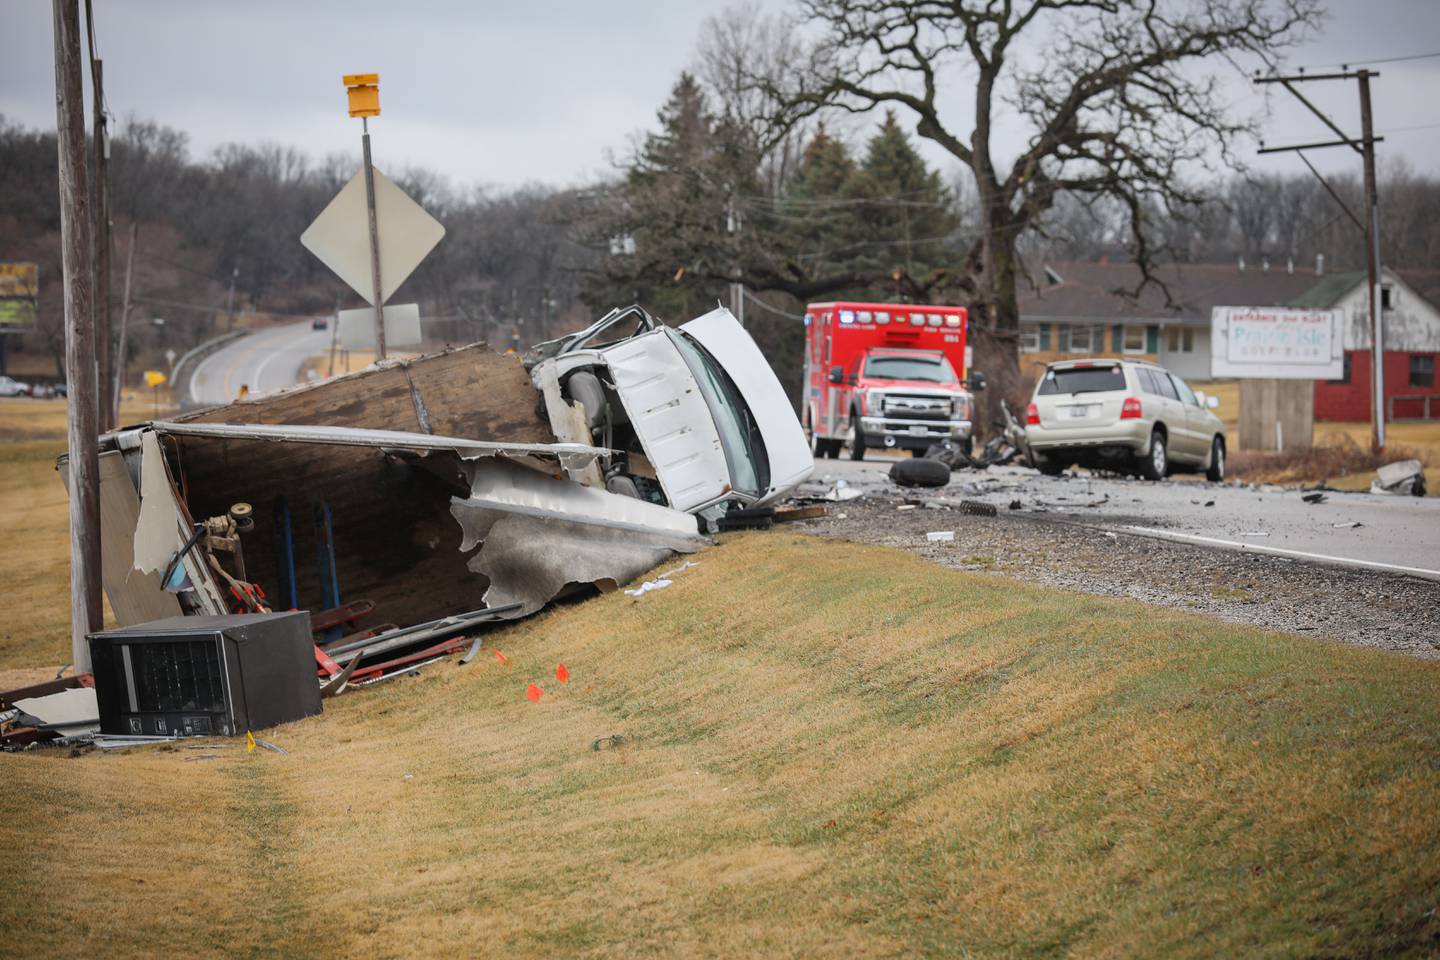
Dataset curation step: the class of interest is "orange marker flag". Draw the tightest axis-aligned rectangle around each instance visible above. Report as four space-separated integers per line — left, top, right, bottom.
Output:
555 662 569 684
493 650 508 663
526 684 542 702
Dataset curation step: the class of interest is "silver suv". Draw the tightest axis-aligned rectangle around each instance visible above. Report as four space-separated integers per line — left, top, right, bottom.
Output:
1024 359 1225 481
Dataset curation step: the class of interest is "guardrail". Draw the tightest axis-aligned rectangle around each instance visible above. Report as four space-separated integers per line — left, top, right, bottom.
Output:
172 330 249 410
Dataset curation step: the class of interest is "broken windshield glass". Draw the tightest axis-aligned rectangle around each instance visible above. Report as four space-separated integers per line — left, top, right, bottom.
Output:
670 331 769 499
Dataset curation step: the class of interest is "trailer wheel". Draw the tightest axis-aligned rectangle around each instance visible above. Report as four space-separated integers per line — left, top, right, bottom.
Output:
848 413 866 461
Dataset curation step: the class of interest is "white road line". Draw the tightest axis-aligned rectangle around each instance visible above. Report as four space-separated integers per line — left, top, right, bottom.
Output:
1122 525 1440 582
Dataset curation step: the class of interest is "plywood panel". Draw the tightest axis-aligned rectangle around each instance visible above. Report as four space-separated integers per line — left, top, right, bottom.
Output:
98 451 183 626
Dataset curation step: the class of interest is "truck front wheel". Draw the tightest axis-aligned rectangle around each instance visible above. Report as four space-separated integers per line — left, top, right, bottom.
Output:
848 413 866 461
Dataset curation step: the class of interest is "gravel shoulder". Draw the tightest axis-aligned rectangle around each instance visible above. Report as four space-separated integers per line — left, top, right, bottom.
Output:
794 496 1440 660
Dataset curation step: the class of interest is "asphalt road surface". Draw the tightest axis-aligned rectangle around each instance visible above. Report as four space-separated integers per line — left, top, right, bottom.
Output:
800 454 1440 581
188 321 333 406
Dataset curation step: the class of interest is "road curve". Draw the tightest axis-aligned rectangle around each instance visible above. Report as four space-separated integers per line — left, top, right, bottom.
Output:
188 321 335 407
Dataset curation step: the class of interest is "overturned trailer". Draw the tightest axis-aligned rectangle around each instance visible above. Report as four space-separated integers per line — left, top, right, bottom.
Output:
74 306 811 661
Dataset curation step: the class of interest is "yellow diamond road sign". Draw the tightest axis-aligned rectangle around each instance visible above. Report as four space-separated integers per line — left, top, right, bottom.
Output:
300 166 445 307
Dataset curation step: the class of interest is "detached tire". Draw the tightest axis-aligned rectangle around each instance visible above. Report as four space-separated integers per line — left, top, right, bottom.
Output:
889 457 951 488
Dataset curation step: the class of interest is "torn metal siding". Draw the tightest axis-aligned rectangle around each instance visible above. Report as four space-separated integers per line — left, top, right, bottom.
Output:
130 431 228 615
149 421 608 477
451 458 705 616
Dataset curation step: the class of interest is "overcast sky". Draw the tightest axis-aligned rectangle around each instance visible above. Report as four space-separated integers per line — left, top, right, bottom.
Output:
2 0 1438 191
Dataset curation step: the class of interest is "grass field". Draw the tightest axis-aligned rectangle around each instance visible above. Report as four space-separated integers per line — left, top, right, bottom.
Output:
1 531 1438 957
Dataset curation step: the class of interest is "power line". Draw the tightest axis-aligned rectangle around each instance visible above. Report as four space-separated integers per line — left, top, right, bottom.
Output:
739 287 805 321
1302 49 1440 70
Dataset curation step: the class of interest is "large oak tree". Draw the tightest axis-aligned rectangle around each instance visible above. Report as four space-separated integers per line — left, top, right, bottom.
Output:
765 0 1321 408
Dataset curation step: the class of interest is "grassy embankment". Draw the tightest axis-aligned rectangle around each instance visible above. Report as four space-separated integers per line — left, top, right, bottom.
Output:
1 392 1437 956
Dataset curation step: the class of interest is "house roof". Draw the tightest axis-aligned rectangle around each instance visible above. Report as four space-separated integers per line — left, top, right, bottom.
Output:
1019 260 1329 325
1288 270 1365 308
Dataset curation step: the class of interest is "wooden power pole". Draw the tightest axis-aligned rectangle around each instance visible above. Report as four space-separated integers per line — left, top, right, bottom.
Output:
85 0 111 433
1256 68 1386 450
53 0 103 674
1356 71 1384 451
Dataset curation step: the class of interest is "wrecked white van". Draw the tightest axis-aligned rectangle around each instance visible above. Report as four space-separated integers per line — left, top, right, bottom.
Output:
527 304 812 524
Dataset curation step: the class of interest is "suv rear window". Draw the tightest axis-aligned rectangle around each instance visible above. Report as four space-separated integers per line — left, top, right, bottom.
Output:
1037 366 1126 396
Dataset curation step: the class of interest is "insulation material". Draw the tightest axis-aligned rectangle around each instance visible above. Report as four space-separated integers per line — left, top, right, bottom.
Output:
451 459 705 616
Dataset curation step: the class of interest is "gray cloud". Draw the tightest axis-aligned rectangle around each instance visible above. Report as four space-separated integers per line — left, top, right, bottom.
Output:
2 0 1436 191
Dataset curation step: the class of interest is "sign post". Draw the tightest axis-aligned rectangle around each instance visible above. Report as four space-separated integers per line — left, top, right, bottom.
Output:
344 73 386 360
301 75 442 364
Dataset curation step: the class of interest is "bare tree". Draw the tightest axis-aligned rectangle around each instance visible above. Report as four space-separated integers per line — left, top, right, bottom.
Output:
764 0 1321 406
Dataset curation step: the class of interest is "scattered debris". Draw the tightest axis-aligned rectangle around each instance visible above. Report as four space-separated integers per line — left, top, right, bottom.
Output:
592 734 626 751
1302 492 1327 504
1371 459 1428 497
926 531 956 542
890 457 951 488
774 505 828 523
526 684 543 702
1332 520 1364 529
1238 531 1271 538
959 500 998 518
1008 499 1022 510
897 504 919 511
821 479 863 501
556 663 570 684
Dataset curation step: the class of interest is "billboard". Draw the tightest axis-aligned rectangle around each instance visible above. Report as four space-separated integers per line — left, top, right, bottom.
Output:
1210 305 1344 379
0 262 39 330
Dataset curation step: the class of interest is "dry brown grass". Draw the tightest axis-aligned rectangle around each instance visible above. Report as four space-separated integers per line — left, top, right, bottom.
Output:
1228 431 1433 488
1 531 1438 957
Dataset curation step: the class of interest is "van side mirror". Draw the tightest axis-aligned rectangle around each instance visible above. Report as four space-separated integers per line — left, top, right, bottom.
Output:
828 366 844 384
968 371 988 391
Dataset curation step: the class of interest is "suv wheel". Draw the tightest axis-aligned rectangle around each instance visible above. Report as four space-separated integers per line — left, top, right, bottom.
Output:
848 413 866 461
1206 436 1226 482
1139 428 1168 481
1034 454 1066 476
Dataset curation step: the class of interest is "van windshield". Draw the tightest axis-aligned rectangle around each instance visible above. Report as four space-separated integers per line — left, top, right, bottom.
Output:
671 331 770 498
864 354 957 383
1038 367 1126 395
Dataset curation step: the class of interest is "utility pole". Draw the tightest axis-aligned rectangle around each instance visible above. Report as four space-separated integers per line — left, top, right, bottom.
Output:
225 266 238 331
85 0 111 432
1357 71 1384 451
1256 68 1386 450
112 220 137 424
53 0 102 674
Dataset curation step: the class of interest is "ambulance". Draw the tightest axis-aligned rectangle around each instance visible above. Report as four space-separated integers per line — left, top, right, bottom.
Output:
802 300 982 459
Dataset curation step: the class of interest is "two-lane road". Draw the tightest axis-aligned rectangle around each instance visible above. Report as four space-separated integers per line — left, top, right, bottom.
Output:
188 321 333 406
802 455 1440 581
